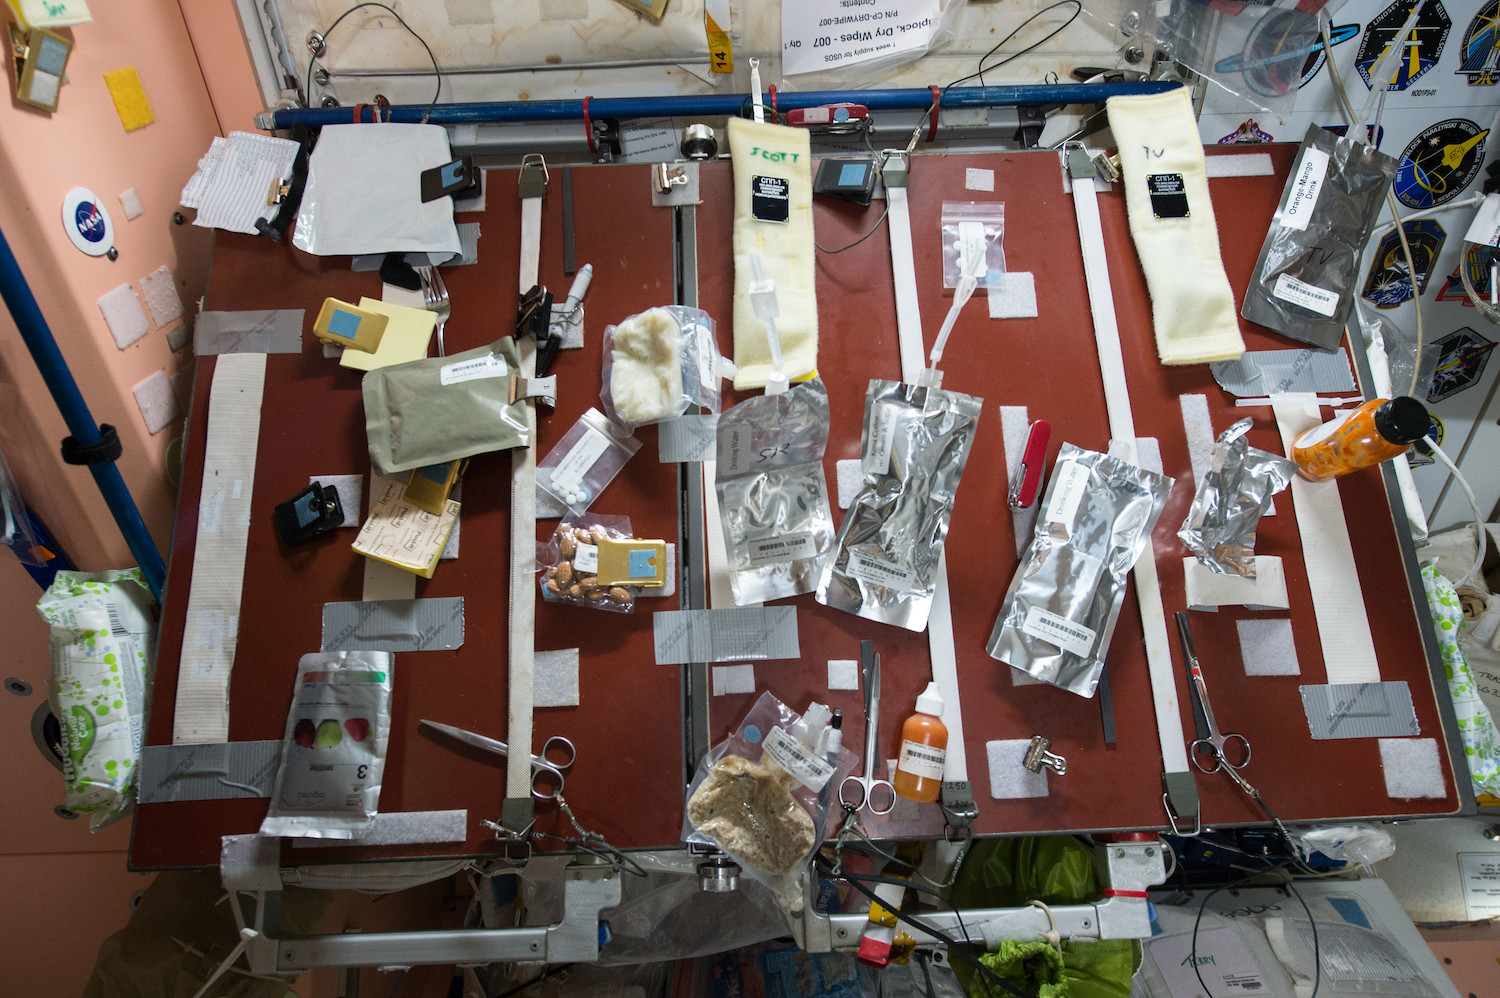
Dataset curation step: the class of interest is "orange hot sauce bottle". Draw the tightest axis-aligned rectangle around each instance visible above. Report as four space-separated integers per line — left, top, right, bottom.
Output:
893 682 949 803
1291 396 1430 483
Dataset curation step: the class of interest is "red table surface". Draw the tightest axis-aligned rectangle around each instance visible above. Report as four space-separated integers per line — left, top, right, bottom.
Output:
133 164 688 869
696 145 1459 834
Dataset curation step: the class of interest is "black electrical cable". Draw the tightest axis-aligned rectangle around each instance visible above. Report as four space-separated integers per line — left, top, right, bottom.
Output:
1189 864 1321 998
306 3 442 121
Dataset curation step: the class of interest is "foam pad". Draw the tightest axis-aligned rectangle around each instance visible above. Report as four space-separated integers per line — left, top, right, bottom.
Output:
828 659 859 690
1377 738 1447 799
987 272 1038 319
1237 617 1301 676
534 648 580 708
140 265 184 327
836 458 862 510
118 188 144 221
98 283 150 348
965 168 995 191
309 474 364 528
132 369 179 434
986 739 1049 799
711 664 756 695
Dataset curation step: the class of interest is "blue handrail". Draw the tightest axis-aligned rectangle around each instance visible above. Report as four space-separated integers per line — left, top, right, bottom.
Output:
267 81 1180 128
0 225 167 603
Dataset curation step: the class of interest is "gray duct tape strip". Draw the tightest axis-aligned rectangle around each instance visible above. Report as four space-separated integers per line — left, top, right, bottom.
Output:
658 413 720 463
653 607 800 664
194 309 304 355
1300 681 1419 739
322 597 465 652
1210 348 1356 397
291 809 469 847
137 740 281 803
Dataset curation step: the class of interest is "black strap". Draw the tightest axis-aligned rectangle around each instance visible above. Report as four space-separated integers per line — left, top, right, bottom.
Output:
61 424 122 466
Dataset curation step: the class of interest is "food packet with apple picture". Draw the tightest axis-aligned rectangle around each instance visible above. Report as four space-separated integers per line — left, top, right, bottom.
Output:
260 651 394 839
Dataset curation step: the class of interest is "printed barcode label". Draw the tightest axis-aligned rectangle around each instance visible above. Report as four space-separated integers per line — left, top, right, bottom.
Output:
574 543 599 573
847 549 918 593
897 739 946 781
550 427 611 493
746 532 816 567
1280 146 1329 232
106 603 129 636
1273 274 1339 317
439 354 507 385
1021 606 1097 658
762 724 835 791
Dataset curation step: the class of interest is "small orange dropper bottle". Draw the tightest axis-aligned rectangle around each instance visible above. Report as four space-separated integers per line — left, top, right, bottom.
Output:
893 682 949 803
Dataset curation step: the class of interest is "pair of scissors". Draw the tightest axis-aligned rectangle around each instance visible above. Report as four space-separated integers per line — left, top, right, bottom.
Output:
1173 612 1256 794
839 639 896 815
420 719 576 801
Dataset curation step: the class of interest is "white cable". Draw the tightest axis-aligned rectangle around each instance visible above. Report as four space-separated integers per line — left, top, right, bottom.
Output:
1426 433 1487 588
1373 194 1485 239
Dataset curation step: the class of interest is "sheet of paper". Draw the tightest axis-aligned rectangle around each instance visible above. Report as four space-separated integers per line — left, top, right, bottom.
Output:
1460 852 1500 920
1150 928 1267 998
781 0 940 76
352 475 458 577
180 131 300 235
338 298 435 371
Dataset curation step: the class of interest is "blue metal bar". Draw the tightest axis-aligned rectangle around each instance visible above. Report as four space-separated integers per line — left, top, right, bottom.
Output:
0 225 167 603
269 81 1180 128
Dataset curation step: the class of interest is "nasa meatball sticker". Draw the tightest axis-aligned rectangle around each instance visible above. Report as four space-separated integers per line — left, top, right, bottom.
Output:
61 187 114 257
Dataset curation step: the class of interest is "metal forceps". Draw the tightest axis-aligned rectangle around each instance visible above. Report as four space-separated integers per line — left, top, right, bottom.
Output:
1173 612 1255 793
420 719 576 801
839 640 896 815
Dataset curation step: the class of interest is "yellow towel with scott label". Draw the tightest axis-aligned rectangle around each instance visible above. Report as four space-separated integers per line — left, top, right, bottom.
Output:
1106 89 1245 365
729 118 818 390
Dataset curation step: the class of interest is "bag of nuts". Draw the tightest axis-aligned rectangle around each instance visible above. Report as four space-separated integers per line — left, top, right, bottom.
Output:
538 516 638 613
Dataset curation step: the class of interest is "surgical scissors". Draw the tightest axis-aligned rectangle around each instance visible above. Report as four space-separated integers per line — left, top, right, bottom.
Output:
420 719 575 801
839 640 896 815
1174 612 1254 790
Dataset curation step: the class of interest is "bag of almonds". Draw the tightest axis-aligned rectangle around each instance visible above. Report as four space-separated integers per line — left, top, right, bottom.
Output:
538 516 639 613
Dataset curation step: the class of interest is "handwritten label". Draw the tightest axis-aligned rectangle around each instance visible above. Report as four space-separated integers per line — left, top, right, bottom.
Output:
439 354 507 385
762 724 835 790
1150 928 1267 997
1281 146 1330 231
1273 273 1339 317
1021 606 1096 658
781 0 940 76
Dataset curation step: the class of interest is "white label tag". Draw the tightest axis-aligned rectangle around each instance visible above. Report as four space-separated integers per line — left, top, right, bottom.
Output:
720 424 752 476
440 354 508 386
1281 146 1329 232
747 532 817 567
550 427 612 493
695 322 717 391
573 542 599 573
762 724 835 791
897 739 946 781
1044 460 1090 529
864 401 898 475
1464 193 1500 247
1021 606 1097 657
847 549 918 591
1151 928 1267 997
1273 273 1340 317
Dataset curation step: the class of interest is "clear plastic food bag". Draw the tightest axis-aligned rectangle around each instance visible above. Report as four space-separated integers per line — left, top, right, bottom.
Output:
600 306 723 430
261 651 394 839
940 202 1006 290
538 516 641 613
714 378 835 605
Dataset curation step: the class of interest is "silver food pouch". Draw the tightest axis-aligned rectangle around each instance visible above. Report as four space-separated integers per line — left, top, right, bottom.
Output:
363 337 529 474
261 651 394 839
986 445 1173 697
816 380 983 632
1241 124 1397 350
715 378 835 605
1178 418 1298 578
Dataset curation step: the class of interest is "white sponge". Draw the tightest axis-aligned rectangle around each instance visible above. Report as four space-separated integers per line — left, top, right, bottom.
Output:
140 265 184 327
987 272 1038 319
836 458 862 510
535 648 580 708
132 369 179 434
1237 617 1300 676
986 739 1049 799
828 659 859 690
609 308 682 426
1378 738 1446 799
118 188 144 221
98 283 149 348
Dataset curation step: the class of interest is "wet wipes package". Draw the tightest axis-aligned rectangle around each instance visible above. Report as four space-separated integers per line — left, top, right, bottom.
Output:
715 378 835 605
987 445 1173 696
261 651 394 839
817 380 982 632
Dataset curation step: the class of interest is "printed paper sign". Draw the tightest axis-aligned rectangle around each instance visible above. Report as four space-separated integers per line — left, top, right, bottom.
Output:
781 0 941 77
1281 146 1330 232
1150 928 1267 998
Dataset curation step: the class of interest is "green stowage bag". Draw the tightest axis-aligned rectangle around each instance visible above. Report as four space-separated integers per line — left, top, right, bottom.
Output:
362 337 530 474
948 836 1142 998
37 569 155 831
